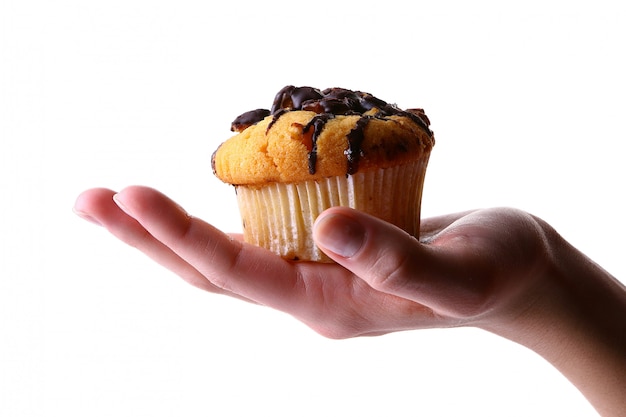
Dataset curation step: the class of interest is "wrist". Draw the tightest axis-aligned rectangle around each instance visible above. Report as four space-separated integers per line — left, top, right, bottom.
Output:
482 219 626 416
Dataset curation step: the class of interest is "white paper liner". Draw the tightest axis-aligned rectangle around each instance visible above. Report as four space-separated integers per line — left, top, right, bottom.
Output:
235 159 429 262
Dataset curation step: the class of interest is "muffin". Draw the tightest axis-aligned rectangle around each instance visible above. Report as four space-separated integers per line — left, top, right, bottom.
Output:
212 86 435 262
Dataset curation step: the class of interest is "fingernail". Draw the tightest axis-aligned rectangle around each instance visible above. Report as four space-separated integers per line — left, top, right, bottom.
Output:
73 208 102 226
112 193 129 213
313 213 365 258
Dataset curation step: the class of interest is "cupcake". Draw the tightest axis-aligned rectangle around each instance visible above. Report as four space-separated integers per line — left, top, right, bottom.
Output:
212 86 434 262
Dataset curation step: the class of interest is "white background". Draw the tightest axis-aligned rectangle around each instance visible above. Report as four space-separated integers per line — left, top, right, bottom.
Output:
1 0 625 416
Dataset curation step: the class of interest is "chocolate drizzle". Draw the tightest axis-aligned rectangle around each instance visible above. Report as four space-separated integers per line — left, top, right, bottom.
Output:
345 116 371 175
230 86 433 175
303 114 334 174
231 108 270 132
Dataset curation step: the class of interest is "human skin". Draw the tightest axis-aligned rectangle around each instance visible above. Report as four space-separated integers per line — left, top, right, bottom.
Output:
74 186 626 416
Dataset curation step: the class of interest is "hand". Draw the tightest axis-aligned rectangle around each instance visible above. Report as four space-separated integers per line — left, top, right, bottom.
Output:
74 185 626 416
72 186 551 338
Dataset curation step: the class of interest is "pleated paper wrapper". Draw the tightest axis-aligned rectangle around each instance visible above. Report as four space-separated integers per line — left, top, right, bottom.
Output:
235 159 429 262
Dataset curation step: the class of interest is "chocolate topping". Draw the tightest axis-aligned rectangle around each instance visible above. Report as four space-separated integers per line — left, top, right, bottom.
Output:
271 86 324 114
231 108 270 132
303 114 334 174
230 86 433 175
345 116 371 175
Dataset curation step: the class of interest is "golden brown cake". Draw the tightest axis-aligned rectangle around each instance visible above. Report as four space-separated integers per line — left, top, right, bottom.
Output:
212 86 435 262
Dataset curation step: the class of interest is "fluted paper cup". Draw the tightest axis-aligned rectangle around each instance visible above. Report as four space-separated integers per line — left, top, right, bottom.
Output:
235 158 429 262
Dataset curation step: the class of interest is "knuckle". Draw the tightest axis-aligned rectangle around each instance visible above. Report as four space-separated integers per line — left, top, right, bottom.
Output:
368 246 415 293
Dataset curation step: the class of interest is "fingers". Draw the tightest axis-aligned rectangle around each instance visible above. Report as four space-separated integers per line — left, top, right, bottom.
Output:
73 187 247 297
313 207 493 319
104 186 321 313
75 186 510 335
75 187 444 338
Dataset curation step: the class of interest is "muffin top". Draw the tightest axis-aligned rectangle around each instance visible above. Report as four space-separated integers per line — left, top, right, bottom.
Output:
212 86 435 185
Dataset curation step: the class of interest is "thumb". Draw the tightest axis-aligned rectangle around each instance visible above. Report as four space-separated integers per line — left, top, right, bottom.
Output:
312 207 489 318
